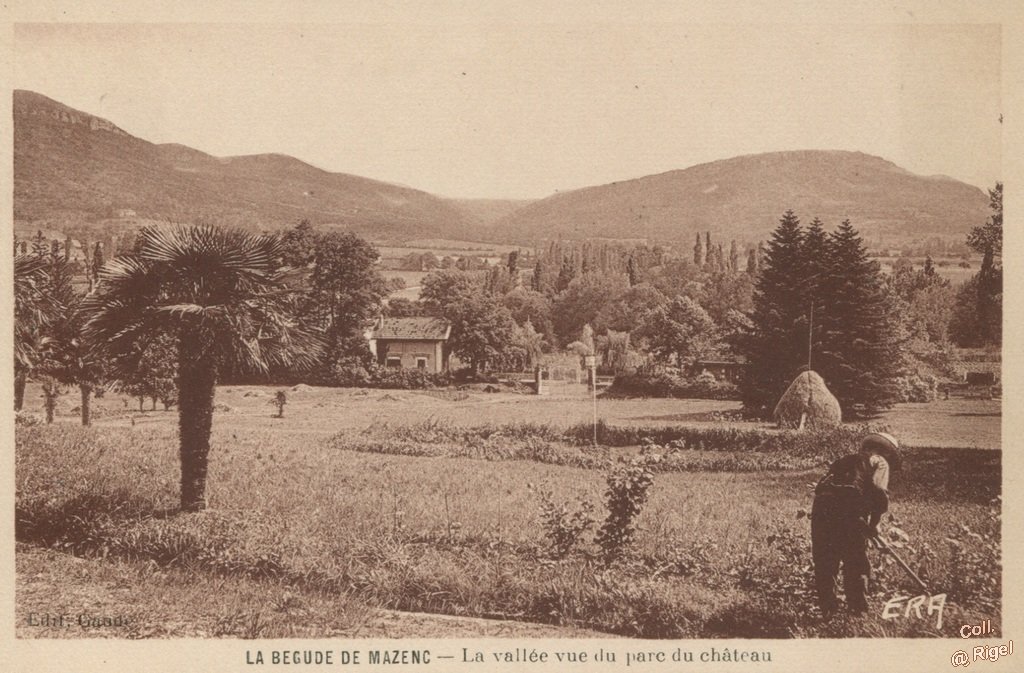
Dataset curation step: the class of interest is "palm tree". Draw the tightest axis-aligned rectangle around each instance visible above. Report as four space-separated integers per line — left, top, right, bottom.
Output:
82 225 322 512
14 254 59 411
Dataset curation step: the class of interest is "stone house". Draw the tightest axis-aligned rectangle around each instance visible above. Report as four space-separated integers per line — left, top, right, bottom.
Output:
369 316 452 373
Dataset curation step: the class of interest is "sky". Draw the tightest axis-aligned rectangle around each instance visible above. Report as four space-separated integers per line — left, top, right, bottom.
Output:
13 20 1003 199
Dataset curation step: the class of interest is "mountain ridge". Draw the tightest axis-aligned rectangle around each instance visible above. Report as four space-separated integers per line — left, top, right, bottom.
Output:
14 90 990 246
486 149 989 245
13 89 479 241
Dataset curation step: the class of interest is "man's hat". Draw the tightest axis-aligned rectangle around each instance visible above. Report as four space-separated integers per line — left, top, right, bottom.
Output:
861 432 901 470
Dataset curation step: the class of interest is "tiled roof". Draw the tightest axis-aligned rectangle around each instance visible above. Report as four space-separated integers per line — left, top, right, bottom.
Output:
371 316 451 341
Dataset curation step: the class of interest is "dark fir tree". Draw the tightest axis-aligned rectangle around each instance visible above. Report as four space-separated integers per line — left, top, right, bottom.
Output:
815 219 903 415
800 217 831 368
729 240 740 272
693 232 704 266
741 211 807 413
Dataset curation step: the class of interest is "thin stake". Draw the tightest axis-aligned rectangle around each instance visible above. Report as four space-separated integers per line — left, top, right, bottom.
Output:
444 491 452 542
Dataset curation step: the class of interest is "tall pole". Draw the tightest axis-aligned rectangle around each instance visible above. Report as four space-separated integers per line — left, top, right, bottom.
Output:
807 301 814 370
592 365 598 448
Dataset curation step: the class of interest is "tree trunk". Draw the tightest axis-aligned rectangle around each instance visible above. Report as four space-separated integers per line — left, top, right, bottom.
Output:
80 384 92 426
44 392 55 424
178 335 217 512
14 371 26 411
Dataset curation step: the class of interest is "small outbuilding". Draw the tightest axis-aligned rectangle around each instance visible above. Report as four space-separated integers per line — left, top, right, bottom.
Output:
691 357 748 384
773 370 842 429
369 316 452 373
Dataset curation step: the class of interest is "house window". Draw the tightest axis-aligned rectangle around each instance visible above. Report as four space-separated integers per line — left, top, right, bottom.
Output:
386 357 402 368
416 357 428 370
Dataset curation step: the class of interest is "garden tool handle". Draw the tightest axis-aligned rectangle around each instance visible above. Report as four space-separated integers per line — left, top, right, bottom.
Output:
875 535 930 594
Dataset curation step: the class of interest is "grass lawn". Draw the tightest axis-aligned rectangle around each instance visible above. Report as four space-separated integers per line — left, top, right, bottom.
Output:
22 380 999 450
16 544 604 638
15 383 1001 638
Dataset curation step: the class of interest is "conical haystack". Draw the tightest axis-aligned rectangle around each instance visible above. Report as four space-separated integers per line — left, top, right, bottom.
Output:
773 370 842 429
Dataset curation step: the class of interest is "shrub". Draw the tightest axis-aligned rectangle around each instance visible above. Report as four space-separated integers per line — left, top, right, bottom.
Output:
695 371 717 385
893 375 938 403
15 411 42 426
595 453 661 560
323 363 452 389
536 490 596 559
605 372 740 400
565 420 874 461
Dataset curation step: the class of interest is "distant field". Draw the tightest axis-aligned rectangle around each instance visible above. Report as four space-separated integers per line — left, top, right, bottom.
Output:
877 256 977 285
402 239 520 252
377 245 508 261
381 269 428 286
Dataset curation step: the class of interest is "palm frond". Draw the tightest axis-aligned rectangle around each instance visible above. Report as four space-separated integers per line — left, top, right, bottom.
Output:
82 223 320 375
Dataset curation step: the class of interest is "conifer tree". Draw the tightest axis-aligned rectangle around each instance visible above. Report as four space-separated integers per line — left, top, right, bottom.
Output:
741 211 807 413
729 240 739 272
815 219 903 415
800 217 831 368
693 233 704 266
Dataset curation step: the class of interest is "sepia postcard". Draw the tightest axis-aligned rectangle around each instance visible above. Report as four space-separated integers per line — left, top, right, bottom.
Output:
3 1 1022 671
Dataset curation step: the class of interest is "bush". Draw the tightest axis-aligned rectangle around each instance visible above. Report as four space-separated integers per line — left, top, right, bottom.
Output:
893 375 938 403
606 372 740 400
15 411 42 426
595 453 661 560
536 490 596 559
324 363 452 389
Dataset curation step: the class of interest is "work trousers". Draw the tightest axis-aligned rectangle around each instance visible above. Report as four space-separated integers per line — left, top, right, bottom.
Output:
811 488 871 616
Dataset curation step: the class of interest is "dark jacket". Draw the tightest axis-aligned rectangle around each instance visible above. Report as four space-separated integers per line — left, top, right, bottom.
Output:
815 453 889 527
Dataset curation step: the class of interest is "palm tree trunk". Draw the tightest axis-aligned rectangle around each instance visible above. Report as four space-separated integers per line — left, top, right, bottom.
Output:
80 384 92 426
178 336 217 512
14 371 26 411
